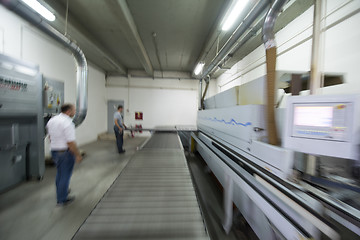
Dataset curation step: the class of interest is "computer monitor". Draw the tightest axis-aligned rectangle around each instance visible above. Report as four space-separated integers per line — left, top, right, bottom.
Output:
283 94 360 160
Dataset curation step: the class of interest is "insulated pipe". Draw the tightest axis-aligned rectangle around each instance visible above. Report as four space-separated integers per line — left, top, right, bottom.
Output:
262 0 287 49
198 79 203 110
307 0 323 176
262 0 287 146
1 0 88 127
309 0 322 94
201 76 210 109
199 0 271 79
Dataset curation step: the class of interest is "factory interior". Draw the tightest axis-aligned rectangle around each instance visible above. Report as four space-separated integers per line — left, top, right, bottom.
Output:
1 0 360 239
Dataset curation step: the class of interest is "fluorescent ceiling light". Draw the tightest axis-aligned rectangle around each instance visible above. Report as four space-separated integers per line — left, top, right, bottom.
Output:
21 0 56 22
194 62 205 75
222 0 249 31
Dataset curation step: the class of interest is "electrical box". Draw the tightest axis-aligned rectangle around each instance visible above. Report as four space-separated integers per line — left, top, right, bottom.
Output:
284 94 360 160
43 78 64 115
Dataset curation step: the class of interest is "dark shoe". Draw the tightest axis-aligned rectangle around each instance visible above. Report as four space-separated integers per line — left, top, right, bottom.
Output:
119 149 126 154
57 196 75 206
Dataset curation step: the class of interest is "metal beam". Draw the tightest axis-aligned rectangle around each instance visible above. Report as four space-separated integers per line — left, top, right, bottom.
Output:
107 70 193 79
108 0 154 76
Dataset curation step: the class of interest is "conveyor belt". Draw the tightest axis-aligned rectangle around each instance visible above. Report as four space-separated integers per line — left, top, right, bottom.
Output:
73 132 209 240
143 132 183 149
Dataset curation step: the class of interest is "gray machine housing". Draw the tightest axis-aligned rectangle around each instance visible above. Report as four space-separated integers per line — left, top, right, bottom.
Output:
0 54 44 193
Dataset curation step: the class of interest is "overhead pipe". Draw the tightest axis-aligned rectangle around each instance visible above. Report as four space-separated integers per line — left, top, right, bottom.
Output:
39 0 127 74
262 0 287 145
1 0 88 127
307 0 323 176
199 0 271 79
198 79 203 110
201 76 210 109
193 0 237 77
309 0 323 94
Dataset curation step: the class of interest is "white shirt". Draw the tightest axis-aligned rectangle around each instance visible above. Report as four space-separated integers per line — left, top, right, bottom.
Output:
46 113 76 150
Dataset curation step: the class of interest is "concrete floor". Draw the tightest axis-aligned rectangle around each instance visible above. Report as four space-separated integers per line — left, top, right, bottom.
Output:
0 135 256 240
0 136 147 240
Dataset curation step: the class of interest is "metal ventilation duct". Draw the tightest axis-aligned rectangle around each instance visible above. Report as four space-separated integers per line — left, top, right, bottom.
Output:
199 0 271 80
262 0 287 48
0 0 88 127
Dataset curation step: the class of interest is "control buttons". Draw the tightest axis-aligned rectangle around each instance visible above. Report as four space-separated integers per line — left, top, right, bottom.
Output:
296 130 329 136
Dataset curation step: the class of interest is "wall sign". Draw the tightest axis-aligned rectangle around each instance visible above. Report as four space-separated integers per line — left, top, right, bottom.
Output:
135 112 143 120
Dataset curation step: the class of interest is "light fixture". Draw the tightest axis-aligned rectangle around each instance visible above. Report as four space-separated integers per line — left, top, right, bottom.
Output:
21 0 56 22
194 62 205 75
221 0 249 31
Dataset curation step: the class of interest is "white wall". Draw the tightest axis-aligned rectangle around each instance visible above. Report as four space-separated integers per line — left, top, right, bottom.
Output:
0 5 107 146
216 0 360 96
106 76 199 131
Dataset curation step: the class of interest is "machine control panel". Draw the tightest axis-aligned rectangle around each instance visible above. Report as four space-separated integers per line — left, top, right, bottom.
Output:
291 102 351 142
44 88 62 109
284 95 360 160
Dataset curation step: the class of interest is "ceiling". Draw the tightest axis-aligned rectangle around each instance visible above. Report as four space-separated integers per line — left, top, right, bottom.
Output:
41 0 313 79
44 0 228 77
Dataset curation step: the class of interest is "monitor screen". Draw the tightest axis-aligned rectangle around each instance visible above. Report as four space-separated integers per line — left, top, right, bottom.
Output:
294 106 333 127
291 102 350 142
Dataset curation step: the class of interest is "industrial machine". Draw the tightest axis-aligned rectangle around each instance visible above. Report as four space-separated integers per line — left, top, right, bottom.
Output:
192 82 360 239
0 54 44 193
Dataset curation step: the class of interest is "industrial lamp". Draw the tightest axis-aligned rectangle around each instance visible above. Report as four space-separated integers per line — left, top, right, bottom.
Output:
194 62 205 75
21 0 56 22
222 0 249 31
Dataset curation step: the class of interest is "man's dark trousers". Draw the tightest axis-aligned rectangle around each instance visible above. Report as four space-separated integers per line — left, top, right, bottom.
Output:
114 127 124 153
51 150 75 203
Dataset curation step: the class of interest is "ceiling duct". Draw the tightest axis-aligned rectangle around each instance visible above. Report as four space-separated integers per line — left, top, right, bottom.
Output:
262 0 287 48
1 0 88 127
199 0 271 80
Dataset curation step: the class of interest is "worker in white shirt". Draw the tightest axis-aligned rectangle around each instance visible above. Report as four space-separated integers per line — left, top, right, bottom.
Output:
46 103 82 206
